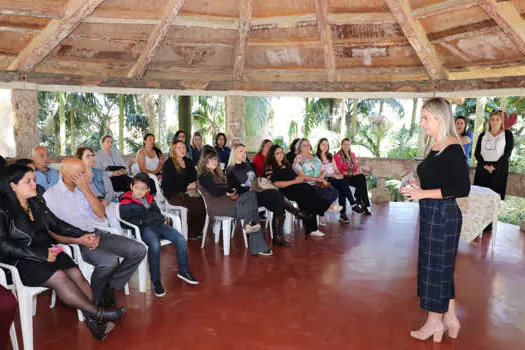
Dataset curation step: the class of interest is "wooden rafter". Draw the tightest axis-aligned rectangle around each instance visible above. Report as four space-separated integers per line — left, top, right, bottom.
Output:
314 0 336 82
8 0 105 72
384 0 448 80
127 0 186 78
233 0 253 81
477 0 525 56
412 0 475 19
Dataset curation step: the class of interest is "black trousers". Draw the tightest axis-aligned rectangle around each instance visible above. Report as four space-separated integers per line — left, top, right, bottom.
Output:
344 174 370 208
327 177 356 211
255 189 285 216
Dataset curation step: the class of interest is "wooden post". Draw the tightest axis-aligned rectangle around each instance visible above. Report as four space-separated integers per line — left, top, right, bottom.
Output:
11 89 40 158
178 96 192 136
225 96 245 143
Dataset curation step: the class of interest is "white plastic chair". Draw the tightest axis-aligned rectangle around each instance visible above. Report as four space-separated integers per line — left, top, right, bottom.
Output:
198 189 236 256
0 257 82 350
147 173 189 239
0 267 18 350
114 202 181 293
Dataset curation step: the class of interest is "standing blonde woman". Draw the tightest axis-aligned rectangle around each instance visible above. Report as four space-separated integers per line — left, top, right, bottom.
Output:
473 110 514 202
400 98 470 343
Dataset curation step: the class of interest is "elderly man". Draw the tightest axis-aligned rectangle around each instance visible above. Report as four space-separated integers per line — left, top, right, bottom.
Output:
32 146 59 190
44 158 146 306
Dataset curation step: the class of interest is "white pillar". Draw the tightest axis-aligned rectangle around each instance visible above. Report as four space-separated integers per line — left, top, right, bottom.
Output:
11 89 40 158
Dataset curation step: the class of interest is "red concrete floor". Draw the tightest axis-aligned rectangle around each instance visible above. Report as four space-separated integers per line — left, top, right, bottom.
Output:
9 202 525 350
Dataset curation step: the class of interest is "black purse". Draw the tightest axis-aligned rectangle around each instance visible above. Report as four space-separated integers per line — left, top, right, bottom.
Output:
106 165 126 172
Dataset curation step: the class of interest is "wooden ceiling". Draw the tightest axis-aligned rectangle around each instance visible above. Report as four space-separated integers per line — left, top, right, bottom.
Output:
0 0 524 96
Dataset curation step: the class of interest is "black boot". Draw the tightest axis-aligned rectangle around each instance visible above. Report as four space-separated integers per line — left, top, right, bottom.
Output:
84 316 115 341
87 306 127 323
283 200 304 220
98 286 117 308
272 214 291 247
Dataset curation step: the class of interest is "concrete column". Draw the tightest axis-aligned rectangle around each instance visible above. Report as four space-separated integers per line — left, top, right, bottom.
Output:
371 177 390 204
225 96 245 144
0 90 16 158
11 89 40 158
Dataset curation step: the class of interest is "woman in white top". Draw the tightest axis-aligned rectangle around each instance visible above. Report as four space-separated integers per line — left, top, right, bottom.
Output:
473 110 514 201
132 133 163 176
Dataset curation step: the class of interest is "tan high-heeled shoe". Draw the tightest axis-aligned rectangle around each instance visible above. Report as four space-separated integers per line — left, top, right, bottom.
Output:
410 326 445 343
444 320 461 339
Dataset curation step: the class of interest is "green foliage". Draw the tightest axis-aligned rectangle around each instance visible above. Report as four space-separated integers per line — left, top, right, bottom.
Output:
303 98 332 137
499 196 525 225
191 96 225 143
245 97 272 137
388 128 417 159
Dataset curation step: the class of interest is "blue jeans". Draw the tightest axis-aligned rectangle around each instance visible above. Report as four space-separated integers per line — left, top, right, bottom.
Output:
141 224 189 283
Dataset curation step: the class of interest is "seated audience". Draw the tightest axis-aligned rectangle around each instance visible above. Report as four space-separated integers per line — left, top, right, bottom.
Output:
0 285 17 348
131 133 163 176
162 141 206 239
0 164 124 340
120 173 198 297
229 137 241 149
285 138 300 165
198 149 269 254
251 139 273 177
455 116 473 165
172 130 192 160
265 145 329 237
32 146 59 190
293 138 341 225
214 132 231 165
316 138 364 223
190 132 203 164
44 158 146 308
76 147 122 230
94 135 131 192
227 144 291 248
334 138 371 215
14 158 46 196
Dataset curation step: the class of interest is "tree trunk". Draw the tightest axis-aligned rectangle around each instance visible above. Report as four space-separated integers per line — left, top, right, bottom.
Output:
178 96 192 136
350 98 358 142
471 97 487 166
409 98 418 136
12 89 40 158
500 96 507 113
58 92 66 156
158 95 167 148
69 94 75 155
416 98 427 157
225 96 245 143
119 94 125 153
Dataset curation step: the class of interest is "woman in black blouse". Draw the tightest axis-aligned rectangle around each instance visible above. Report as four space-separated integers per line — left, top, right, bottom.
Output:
0 164 125 340
197 150 270 255
265 145 330 237
226 144 291 248
401 98 470 343
162 140 205 239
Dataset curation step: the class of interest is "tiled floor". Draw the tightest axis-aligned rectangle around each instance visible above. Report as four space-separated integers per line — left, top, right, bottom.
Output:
15 202 525 349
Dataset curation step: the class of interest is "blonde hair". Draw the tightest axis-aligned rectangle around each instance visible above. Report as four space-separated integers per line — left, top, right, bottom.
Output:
488 110 505 132
227 144 245 169
421 98 462 155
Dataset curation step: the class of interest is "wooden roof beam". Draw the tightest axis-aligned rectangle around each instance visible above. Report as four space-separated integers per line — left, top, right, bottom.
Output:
384 0 448 80
8 0 105 72
233 0 253 81
477 0 525 56
412 0 476 19
127 0 186 78
315 0 336 82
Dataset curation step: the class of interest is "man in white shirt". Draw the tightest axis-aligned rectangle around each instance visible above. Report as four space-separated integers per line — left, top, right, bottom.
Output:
44 158 146 307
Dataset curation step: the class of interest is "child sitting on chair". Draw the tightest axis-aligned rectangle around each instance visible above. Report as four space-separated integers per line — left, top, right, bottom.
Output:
119 173 199 297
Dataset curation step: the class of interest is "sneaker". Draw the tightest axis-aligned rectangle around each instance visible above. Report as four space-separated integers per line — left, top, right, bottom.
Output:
177 271 200 285
152 280 166 297
319 218 327 226
352 204 364 214
257 249 273 256
309 230 325 237
363 208 372 216
339 213 350 223
245 222 262 234
328 204 344 212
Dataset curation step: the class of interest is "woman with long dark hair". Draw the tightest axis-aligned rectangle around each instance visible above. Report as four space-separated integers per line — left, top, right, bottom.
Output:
334 138 371 215
400 98 470 343
162 140 206 239
316 138 364 223
265 145 329 237
251 139 273 177
0 164 125 340
214 132 231 165
454 116 473 165
285 138 300 165
132 133 164 176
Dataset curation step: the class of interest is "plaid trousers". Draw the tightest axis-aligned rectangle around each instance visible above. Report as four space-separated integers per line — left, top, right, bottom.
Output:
417 198 462 313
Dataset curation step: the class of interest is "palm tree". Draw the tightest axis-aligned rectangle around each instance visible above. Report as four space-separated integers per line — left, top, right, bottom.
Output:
192 96 225 143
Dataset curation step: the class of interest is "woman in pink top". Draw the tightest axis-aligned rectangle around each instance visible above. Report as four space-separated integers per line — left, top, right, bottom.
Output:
334 138 371 215
251 139 272 177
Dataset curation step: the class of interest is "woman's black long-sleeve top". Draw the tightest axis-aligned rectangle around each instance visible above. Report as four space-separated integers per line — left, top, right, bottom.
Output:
417 144 471 199
226 162 256 195
161 157 197 199
0 194 86 265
